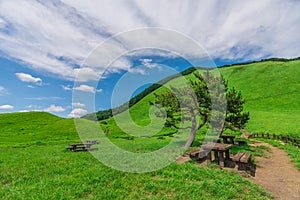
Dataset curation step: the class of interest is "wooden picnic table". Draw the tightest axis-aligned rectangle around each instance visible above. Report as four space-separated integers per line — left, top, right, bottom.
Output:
202 142 233 167
67 140 99 152
220 135 236 144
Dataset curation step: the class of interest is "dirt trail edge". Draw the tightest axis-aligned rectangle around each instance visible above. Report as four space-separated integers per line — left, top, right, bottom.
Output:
250 141 300 200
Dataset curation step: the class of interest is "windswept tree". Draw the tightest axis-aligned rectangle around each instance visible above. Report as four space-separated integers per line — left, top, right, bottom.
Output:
151 71 249 148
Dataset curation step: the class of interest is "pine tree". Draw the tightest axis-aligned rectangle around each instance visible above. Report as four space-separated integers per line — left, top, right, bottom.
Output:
151 71 249 148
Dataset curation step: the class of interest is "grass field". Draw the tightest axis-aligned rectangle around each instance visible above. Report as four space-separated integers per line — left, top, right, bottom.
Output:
0 112 271 199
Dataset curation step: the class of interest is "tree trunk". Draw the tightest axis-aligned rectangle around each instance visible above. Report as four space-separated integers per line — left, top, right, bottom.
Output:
218 122 225 137
184 128 197 149
183 111 207 149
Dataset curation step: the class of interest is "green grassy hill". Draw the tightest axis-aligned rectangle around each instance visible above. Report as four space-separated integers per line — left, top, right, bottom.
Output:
0 112 80 147
220 60 300 135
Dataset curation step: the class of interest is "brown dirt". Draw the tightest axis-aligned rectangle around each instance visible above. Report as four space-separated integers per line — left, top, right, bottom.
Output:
250 141 300 200
176 155 191 164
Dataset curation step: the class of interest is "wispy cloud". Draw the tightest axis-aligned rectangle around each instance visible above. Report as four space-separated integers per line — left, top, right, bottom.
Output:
74 68 101 82
0 104 14 110
44 104 65 113
61 85 72 91
72 102 86 108
1 0 300 82
18 110 30 113
0 86 9 96
68 108 88 118
140 58 161 69
15 72 42 85
27 85 35 89
73 84 103 93
25 97 64 100
27 104 41 109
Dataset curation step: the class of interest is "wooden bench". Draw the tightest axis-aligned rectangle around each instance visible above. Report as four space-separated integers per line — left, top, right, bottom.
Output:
187 149 207 161
231 152 251 170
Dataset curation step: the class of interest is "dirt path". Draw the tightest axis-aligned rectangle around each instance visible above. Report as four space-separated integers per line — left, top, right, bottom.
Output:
177 141 300 199
250 141 300 199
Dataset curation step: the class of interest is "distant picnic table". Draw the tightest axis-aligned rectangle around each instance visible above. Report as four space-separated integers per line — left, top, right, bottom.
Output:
220 135 236 144
66 140 99 152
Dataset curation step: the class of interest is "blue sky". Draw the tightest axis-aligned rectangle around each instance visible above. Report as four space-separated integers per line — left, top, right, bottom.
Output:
0 0 300 118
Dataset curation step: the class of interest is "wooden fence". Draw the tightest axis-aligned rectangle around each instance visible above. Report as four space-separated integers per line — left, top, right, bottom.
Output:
249 133 300 148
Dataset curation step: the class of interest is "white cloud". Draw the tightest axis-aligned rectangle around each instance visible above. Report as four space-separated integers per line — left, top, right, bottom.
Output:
0 17 6 28
72 102 86 108
15 72 42 85
0 86 8 96
27 104 42 109
73 84 103 93
44 104 65 113
0 0 300 82
74 68 101 82
140 58 161 69
27 85 35 89
0 104 14 110
18 110 30 112
68 108 88 118
25 97 64 100
61 85 72 91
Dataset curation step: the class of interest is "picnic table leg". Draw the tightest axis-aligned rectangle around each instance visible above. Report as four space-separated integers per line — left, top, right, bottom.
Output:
72 146 76 152
214 151 218 162
207 151 212 163
225 149 230 160
219 151 225 167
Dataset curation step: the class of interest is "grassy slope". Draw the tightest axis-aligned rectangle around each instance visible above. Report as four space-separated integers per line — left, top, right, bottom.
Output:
0 112 80 147
106 60 300 137
103 59 300 171
97 60 300 159
219 60 300 135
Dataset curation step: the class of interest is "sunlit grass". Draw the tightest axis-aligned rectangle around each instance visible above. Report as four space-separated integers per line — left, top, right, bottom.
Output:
0 144 271 199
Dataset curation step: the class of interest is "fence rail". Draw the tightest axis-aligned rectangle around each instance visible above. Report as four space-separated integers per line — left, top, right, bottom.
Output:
249 133 300 148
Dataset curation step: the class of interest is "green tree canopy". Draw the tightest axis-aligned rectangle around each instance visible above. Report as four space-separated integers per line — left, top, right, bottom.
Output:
151 71 249 148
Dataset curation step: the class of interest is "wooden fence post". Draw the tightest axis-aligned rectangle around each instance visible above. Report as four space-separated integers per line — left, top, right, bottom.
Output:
285 135 289 143
292 138 297 144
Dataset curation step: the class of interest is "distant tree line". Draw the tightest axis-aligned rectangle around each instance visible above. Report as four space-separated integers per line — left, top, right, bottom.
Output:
219 57 300 68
